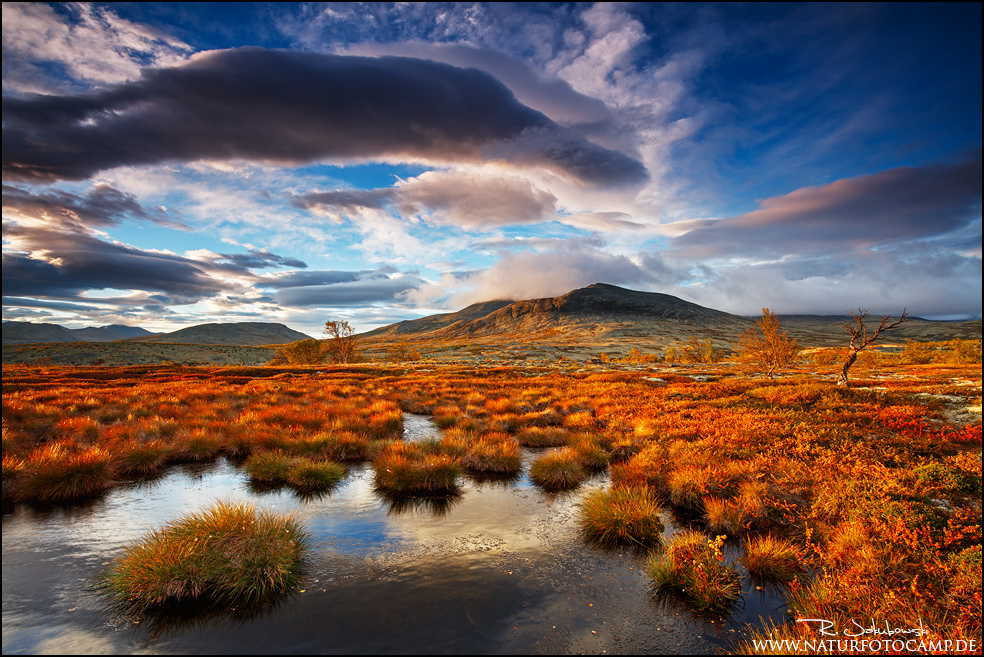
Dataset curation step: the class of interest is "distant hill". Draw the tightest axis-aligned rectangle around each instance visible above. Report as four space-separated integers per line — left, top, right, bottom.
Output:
124 322 312 346
2 321 159 346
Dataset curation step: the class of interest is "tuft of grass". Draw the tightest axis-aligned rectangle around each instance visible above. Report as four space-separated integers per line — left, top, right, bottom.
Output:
740 534 803 581
703 496 745 534
646 529 741 612
461 433 522 475
569 433 610 471
115 440 172 477
667 467 713 512
286 460 345 493
174 429 222 463
373 443 461 495
243 450 295 483
99 500 308 614
516 426 569 448
529 448 587 491
19 444 114 503
578 485 664 547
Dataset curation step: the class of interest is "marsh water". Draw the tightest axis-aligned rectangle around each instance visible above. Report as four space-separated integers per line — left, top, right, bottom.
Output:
2 414 787 654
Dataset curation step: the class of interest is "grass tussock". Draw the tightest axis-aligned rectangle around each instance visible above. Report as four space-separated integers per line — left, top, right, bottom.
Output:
244 450 345 493
99 500 308 613
646 529 741 612
460 433 522 475
740 534 803 581
529 448 587 491
19 444 114 503
373 442 461 495
115 440 172 477
578 485 664 547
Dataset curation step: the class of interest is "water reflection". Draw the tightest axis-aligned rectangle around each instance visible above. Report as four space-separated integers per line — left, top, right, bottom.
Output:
377 491 463 517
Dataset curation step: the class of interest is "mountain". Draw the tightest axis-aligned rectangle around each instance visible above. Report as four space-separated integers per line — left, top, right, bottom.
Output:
362 283 754 343
124 322 312 346
2 322 159 345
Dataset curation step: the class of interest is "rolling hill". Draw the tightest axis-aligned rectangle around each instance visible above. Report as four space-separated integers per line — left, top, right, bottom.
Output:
123 322 313 346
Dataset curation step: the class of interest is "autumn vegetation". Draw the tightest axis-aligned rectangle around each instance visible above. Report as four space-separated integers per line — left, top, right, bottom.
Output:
1 336 980 649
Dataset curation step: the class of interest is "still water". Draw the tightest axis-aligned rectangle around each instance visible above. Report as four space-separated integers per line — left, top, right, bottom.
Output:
2 415 785 654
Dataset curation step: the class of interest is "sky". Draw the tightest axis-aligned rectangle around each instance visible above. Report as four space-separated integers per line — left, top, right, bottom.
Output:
2 2 981 335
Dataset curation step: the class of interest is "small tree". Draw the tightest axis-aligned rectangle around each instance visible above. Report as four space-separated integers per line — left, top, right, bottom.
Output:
840 308 907 387
737 308 799 377
323 320 358 364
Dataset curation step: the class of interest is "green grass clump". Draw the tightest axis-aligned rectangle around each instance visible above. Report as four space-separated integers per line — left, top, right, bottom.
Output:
529 448 587 491
578 485 664 547
100 500 308 613
286 460 345 493
243 450 296 483
740 534 803 581
646 529 741 611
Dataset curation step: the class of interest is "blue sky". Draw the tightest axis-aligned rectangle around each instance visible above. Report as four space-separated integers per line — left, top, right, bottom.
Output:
2 2 981 335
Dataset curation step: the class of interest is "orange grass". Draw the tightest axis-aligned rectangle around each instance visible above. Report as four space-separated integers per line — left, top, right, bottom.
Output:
3 361 980 643
529 448 588 491
578 485 665 547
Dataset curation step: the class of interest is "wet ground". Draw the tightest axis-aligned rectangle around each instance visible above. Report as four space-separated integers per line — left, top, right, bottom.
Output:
2 415 787 654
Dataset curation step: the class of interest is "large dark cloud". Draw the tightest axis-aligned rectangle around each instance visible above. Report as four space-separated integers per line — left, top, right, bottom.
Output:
673 153 982 258
3 48 648 187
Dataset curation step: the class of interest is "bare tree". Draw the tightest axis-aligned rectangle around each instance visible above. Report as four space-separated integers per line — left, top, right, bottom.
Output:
840 308 908 386
737 308 799 377
323 320 358 364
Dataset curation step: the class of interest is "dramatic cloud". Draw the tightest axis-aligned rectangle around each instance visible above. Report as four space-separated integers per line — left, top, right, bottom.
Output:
672 153 983 259
2 182 188 230
3 48 648 186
